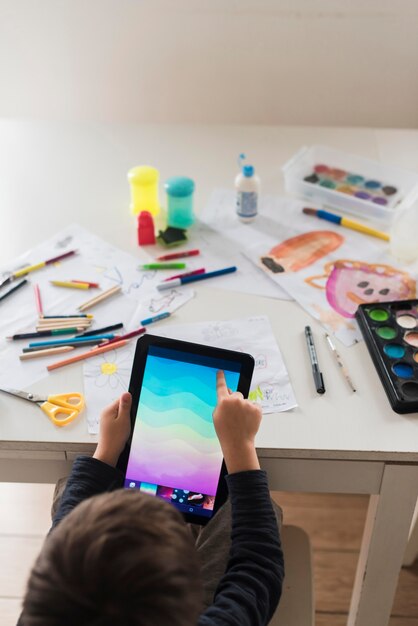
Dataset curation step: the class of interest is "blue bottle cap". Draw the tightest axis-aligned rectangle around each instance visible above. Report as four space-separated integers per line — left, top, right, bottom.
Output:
164 176 195 197
243 165 254 177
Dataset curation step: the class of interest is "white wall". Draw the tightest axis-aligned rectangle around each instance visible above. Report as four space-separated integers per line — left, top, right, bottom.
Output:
0 0 418 127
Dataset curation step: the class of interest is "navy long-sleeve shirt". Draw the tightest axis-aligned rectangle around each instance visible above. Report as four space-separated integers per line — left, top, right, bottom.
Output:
27 457 284 626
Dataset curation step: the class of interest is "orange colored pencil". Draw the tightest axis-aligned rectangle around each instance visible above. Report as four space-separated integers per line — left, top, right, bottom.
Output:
47 339 128 371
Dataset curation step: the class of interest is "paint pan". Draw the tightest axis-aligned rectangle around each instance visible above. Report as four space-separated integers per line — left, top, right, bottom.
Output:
355 299 418 413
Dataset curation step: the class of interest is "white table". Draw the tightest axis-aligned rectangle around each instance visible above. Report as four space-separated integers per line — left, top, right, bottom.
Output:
1 120 418 626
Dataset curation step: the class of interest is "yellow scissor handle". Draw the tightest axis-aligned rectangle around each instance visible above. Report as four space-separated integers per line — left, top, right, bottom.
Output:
47 393 85 412
39 402 80 427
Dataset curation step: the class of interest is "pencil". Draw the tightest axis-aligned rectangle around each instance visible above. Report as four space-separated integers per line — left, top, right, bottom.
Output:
29 334 116 348
77 323 124 337
325 334 357 392
34 284 43 317
36 324 91 332
43 315 93 319
8 328 83 340
303 208 390 242
47 339 128 371
100 327 146 346
50 280 90 290
0 279 28 302
20 346 75 360
78 286 122 311
71 280 100 288
12 250 77 279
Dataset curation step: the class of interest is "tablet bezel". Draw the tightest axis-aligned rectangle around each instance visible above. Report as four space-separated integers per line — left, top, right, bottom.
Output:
117 333 255 525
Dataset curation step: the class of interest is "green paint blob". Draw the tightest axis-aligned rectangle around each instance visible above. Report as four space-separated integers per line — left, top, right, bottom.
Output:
319 179 337 189
376 326 397 340
369 308 390 322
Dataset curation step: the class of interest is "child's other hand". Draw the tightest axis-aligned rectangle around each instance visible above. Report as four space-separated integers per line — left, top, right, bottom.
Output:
213 371 261 474
93 392 132 467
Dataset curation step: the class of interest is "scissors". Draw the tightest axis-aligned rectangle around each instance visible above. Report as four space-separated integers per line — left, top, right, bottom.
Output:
0 388 85 427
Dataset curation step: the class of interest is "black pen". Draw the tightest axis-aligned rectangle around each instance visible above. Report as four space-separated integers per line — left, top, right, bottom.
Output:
304 325 326 394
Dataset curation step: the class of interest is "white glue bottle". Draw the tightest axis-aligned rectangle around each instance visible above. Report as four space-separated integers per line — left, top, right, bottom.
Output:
235 154 260 223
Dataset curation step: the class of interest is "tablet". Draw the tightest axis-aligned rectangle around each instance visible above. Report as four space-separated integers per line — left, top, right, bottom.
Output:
117 334 254 525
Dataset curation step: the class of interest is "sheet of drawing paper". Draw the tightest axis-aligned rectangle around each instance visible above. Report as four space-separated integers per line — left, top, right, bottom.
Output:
0 224 170 388
156 315 297 415
83 315 297 435
127 288 195 330
83 289 195 434
243 205 417 346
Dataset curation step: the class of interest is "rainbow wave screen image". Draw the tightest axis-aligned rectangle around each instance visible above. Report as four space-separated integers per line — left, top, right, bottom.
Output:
126 347 240 496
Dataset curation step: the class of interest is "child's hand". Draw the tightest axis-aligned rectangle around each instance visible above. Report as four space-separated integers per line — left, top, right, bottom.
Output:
93 392 132 467
213 370 261 474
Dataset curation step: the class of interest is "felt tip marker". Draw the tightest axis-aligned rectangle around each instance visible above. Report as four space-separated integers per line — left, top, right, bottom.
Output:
139 263 186 270
304 326 326 394
140 312 171 326
156 249 200 261
157 266 237 291
163 268 206 282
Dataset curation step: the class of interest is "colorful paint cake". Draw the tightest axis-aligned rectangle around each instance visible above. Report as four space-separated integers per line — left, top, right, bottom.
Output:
355 299 418 413
304 164 399 208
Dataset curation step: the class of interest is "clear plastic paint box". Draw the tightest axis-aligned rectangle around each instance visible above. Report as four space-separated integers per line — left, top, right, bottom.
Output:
282 145 418 223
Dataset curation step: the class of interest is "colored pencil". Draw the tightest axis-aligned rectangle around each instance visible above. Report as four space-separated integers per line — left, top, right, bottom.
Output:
29 334 116 348
77 323 124 337
34 284 43 317
43 315 93 319
50 280 90 289
100 327 146 346
24 339 108 351
8 328 82 340
23 344 79 353
302 207 390 242
20 346 75 361
0 279 28 302
37 320 92 328
47 339 129 371
12 250 77 279
71 280 100 288
78 286 121 311
36 324 91 332
163 268 206 282
157 266 237 291
156 249 200 261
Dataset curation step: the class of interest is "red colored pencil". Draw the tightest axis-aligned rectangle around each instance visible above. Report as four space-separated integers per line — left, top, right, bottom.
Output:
45 250 77 265
156 249 200 261
99 327 146 346
163 268 206 282
34 284 43 317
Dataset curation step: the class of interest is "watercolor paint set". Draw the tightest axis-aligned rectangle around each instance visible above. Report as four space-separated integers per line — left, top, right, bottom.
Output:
282 145 418 223
355 300 418 413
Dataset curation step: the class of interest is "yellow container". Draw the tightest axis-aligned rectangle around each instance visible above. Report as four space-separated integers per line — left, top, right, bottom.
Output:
128 165 160 216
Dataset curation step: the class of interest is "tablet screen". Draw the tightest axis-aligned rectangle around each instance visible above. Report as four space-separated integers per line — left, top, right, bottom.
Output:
124 345 241 520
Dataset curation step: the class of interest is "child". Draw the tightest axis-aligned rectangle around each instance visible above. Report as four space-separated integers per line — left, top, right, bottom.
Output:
20 371 284 626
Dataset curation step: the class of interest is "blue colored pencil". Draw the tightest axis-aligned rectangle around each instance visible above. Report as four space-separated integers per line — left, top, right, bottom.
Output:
29 334 116 348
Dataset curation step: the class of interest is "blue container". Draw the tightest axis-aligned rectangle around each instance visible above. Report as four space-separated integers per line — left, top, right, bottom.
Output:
165 176 195 229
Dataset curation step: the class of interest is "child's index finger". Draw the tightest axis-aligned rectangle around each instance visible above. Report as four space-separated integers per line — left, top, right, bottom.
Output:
216 370 229 399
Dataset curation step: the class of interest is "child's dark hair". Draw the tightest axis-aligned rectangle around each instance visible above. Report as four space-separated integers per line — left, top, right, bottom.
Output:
21 489 203 626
